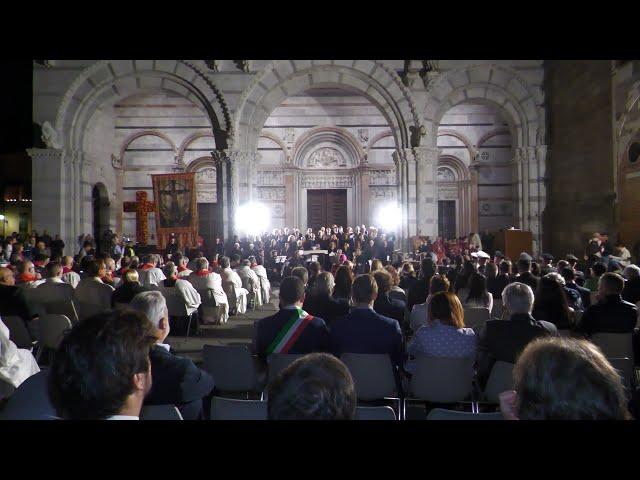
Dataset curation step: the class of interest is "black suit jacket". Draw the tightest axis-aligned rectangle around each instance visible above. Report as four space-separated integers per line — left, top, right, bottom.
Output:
253 308 330 361
407 277 430 313
145 345 215 420
0 284 34 324
515 272 540 292
622 278 640 305
329 307 404 369
303 293 349 326
374 293 406 327
578 295 638 336
111 282 149 306
477 313 557 385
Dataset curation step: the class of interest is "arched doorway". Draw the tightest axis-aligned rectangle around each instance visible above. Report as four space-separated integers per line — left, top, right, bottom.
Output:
92 183 110 254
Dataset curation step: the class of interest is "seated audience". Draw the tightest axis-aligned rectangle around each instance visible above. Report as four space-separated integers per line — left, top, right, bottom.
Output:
219 256 249 315
410 274 450 333
561 266 591 310
577 272 638 336
74 259 115 313
171 253 192 278
0 370 57 420
500 337 631 420
477 282 557 386
0 316 40 389
622 264 640 305
407 258 436 312
515 258 540 292
267 353 356 420
329 274 404 370
290 266 309 290
454 260 476 294
251 255 271 306
302 272 349 326
252 276 330 362
137 254 166 287
584 262 607 292
372 269 406 327
461 272 493 312
186 257 229 323
35 261 75 304
237 259 263 307
129 291 214 420
15 260 44 288
0 266 35 327
399 262 418 292
384 265 407 304
112 269 149 307
332 265 354 303
48 310 157 420
161 262 201 316
407 291 476 372
306 261 322 291
532 274 574 330
61 256 81 288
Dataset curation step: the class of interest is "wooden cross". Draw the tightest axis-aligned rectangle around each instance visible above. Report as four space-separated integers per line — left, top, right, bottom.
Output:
123 191 155 245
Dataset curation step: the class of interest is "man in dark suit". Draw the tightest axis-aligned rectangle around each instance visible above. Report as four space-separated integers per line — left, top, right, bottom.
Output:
477 282 557 386
539 253 556 276
577 273 638 337
407 258 436 313
129 291 215 420
372 269 406 330
329 274 404 370
0 266 35 330
302 272 349 326
515 258 540 292
561 267 591 310
253 276 330 362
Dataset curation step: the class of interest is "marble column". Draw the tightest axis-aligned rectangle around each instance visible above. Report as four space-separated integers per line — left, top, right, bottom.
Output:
359 168 370 226
225 151 242 239
513 148 525 230
392 150 408 251
284 171 295 228
405 148 417 238
211 150 229 240
414 146 440 238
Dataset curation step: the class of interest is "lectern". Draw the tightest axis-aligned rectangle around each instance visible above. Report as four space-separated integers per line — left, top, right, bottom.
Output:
494 229 533 260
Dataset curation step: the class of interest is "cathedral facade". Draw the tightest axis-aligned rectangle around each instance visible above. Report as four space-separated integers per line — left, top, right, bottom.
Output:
29 60 556 254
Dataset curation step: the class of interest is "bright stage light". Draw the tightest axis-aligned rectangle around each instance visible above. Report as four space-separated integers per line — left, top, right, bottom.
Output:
375 203 402 232
235 202 270 236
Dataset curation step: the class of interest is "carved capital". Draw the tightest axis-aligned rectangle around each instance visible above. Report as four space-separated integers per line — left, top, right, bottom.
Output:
413 146 440 164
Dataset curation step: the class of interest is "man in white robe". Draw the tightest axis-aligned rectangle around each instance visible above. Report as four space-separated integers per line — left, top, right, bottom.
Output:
237 259 262 307
186 257 229 324
137 254 166 288
219 256 248 315
0 316 40 391
172 253 193 278
251 256 271 306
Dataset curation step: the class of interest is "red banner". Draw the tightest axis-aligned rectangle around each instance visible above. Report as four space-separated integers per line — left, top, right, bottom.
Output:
151 173 198 251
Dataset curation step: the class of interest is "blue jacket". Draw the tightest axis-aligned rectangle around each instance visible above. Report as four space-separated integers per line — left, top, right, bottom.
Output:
329 307 404 369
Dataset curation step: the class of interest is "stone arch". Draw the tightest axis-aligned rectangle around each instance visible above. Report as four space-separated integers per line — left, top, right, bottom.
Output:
259 131 290 163
233 60 422 153
292 126 365 168
55 60 230 152
186 155 215 172
438 154 470 181
367 130 394 153
424 64 543 148
177 132 216 164
119 130 177 164
437 129 476 163
437 154 475 237
477 127 511 147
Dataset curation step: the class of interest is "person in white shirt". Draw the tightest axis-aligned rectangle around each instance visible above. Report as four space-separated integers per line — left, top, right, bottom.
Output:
236 259 262 307
0 316 40 390
61 256 81 288
73 259 115 318
33 262 75 306
47 309 155 420
137 254 166 288
219 256 249 315
160 262 201 316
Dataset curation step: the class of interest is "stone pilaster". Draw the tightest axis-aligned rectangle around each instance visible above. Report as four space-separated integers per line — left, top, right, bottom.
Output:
414 146 440 238
392 150 408 251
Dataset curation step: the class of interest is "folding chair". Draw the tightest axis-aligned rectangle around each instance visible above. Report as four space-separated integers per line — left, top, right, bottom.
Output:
427 408 504 420
210 397 268 420
140 405 184 420
76 301 106 322
202 345 261 397
464 308 490 333
483 361 515 404
267 353 305 384
196 288 228 325
355 406 397 421
2 315 36 350
42 300 79 325
36 314 72 362
591 333 634 363
407 356 476 414
340 353 402 420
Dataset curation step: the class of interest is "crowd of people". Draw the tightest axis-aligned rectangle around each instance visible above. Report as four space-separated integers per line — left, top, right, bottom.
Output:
0 225 639 420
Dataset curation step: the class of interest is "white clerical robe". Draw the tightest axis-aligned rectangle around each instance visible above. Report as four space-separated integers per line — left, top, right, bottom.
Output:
0 318 40 388
236 266 262 306
252 265 271 306
137 267 166 288
174 279 202 315
62 271 81 288
221 268 248 314
186 271 229 324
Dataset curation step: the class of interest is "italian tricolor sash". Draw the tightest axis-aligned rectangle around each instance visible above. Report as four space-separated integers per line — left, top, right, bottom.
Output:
267 308 314 354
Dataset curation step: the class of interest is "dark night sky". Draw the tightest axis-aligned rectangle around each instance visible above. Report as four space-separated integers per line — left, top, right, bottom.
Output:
0 61 33 155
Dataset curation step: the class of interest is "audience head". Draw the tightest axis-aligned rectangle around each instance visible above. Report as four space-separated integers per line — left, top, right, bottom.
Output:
240 259 251 268
307 261 321 278
401 262 415 277
502 282 535 316
48 310 156 420
45 261 63 279
164 261 177 279
623 264 640 281
219 256 230 269
429 273 450 295
384 265 400 287
334 265 354 294
351 274 378 307
279 276 306 307
86 259 106 278
499 259 512 275
129 291 170 343
267 353 357 420
312 272 335 297
62 256 74 268
196 257 210 272
290 266 309 286
598 272 625 296
370 259 383 272
560 266 576 283
467 272 488 301
129 256 140 270
591 262 607 277
485 262 498 279
556 260 570 271
420 258 437 280
172 252 184 266
428 291 465 329
123 269 140 284
517 258 532 274
546 271 566 286
0 266 15 286
512 337 631 420
372 269 393 295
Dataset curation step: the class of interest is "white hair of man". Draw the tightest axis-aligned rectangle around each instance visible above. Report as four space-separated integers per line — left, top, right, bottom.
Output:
241 259 251 267
129 291 168 329
164 261 176 278
195 257 209 272
502 282 535 315
623 264 640 280
545 271 566 286
312 271 335 296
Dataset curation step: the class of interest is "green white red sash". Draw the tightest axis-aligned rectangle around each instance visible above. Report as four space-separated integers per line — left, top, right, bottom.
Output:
267 308 314 354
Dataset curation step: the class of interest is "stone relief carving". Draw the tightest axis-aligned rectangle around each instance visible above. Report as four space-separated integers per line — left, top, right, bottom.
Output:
256 187 285 201
436 167 456 182
41 121 62 149
195 167 217 203
437 186 458 200
301 175 353 189
370 186 397 199
307 148 346 168
285 128 295 145
369 169 397 186
358 129 369 144
256 170 284 186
